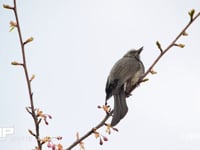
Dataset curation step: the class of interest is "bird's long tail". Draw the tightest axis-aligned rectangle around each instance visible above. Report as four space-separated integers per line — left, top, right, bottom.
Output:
111 89 128 126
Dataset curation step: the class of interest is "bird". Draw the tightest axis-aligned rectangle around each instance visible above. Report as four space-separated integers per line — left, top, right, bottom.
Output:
105 47 145 126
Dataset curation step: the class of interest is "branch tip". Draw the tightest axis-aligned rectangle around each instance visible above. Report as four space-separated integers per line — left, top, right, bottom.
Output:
188 9 195 22
174 43 185 48
24 37 34 45
26 107 32 114
3 4 14 10
30 74 36 82
9 21 17 32
28 129 36 137
11 61 23 66
142 78 149 82
150 69 157 75
156 41 163 52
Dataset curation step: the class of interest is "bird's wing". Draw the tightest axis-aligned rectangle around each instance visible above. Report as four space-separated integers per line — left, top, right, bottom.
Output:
109 57 141 87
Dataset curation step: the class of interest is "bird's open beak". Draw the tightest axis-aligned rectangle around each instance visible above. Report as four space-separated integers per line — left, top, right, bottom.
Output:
137 46 143 54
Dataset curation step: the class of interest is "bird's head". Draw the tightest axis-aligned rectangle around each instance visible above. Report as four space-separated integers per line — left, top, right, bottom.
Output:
123 47 143 59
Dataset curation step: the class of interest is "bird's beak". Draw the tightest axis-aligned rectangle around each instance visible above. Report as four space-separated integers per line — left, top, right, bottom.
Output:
137 46 143 54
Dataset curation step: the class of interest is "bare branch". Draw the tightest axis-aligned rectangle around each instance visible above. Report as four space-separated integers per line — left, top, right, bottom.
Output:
128 10 200 94
65 111 112 150
12 0 42 149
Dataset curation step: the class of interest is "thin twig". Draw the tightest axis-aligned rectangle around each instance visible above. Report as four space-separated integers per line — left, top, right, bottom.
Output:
128 11 200 94
66 111 112 150
12 0 41 149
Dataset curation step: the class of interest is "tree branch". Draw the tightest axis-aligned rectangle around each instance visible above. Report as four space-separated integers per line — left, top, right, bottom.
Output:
12 0 42 149
66 111 112 150
65 10 200 150
128 10 200 94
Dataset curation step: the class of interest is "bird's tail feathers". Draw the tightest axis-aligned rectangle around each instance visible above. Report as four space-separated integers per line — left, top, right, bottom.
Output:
111 89 128 126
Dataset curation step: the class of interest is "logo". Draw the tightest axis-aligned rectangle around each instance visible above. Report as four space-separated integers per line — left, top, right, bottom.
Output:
0 127 14 138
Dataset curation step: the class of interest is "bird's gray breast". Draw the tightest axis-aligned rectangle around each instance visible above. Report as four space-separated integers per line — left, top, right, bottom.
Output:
124 60 144 93
130 62 144 85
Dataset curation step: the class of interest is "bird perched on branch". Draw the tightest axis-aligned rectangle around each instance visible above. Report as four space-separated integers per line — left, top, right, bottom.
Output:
105 47 145 126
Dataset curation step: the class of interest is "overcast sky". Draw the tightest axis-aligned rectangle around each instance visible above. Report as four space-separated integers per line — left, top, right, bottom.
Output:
1 0 200 150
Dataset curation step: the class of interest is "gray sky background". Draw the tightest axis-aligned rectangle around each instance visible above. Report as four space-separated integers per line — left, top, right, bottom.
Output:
1 0 200 149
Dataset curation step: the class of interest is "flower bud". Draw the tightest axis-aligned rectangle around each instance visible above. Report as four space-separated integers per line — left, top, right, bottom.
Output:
24 37 34 45
3 4 13 9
